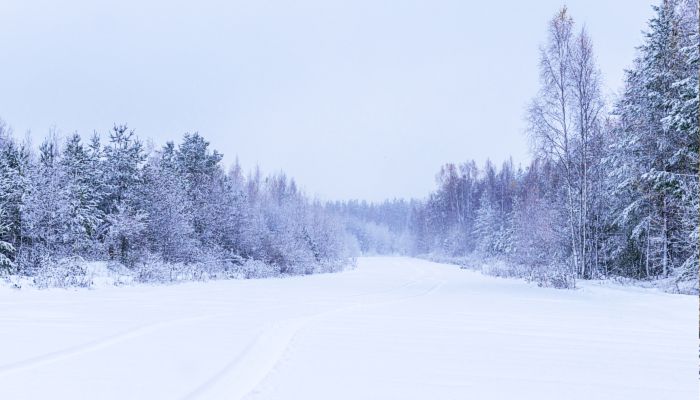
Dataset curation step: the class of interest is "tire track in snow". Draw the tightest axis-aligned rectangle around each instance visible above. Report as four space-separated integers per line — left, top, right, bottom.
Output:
0 299 306 377
182 273 446 400
0 265 423 378
0 313 229 376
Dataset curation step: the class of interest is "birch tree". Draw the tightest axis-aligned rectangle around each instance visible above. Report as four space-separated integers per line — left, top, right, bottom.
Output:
527 7 604 278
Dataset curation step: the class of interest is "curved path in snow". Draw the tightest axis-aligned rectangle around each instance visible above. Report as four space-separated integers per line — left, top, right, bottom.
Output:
0 257 695 399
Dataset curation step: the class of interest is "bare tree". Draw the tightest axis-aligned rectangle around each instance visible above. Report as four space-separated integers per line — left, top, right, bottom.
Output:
527 7 604 278
528 7 579 276
570 27 605 278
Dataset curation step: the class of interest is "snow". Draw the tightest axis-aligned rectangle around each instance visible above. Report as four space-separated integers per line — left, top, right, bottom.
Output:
0 257 696 399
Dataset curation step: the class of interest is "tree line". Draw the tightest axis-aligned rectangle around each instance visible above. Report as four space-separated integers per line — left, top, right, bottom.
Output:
400 2 697 289
326 199 414 255
0 125 353 285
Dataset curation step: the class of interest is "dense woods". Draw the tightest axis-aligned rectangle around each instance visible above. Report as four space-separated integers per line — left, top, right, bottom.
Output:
0 126 353 285
392 1 697 290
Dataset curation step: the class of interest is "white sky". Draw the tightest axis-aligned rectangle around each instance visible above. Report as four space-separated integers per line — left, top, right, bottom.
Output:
0 0 655 201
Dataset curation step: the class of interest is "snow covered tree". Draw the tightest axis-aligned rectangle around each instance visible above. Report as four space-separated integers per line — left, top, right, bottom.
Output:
608 0 698 279
141 147 196 263
20 137 65 270
527 6 606 278
0 202 15 272
173 133 224 248
510 159 569 267
101 125 148 264
105 203 147 267
0 119 354 282
473 192 499 255
0 124 30 268
59 134 104 255
661 1 699 281
102 125 146 212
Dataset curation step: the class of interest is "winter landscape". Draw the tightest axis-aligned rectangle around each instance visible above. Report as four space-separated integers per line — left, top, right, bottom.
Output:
1 257 696 399
0 0 698 399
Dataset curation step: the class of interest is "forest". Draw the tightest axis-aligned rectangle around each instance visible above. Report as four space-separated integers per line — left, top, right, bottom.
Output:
0 126 355 286
332 1 699 291
0 0 697 291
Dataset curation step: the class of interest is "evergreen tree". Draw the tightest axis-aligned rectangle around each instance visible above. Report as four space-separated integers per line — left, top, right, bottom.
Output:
609 0 697 278
0 125 30 267
103 125 146 212
142 151 196 263
0 202 15 272
102 125 148 264
59 134 103 254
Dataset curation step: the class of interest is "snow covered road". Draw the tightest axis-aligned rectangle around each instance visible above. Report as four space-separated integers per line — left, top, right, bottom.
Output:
0 257 696 399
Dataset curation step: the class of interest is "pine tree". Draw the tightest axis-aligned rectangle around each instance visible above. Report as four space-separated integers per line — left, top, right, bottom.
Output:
0 202 15 272
174 133 224 248
59 134 104 255
0 125 30 268
102 125 148 264
142 151 196 263
103 125 146 212
609 0 696 278
662 2 699 280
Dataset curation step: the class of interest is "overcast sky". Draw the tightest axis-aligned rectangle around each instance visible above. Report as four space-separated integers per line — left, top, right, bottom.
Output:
1 0 654 202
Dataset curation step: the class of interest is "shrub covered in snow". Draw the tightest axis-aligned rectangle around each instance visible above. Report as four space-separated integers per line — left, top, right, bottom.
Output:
33 257 93 289
236 259 281 279
525 264 576 290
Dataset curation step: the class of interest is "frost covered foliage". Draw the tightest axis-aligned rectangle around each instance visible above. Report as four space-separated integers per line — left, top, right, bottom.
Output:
0 125 353 287
424 254 576 289
409 3 698 291
0 204 15 272
607 0 699 284
32 257 93 289
327 199 413 255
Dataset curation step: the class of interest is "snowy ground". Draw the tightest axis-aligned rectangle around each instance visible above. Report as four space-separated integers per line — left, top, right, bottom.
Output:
0 257 696 399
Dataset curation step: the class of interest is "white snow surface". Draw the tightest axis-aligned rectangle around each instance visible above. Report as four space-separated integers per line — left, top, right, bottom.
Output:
0 257 696 399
